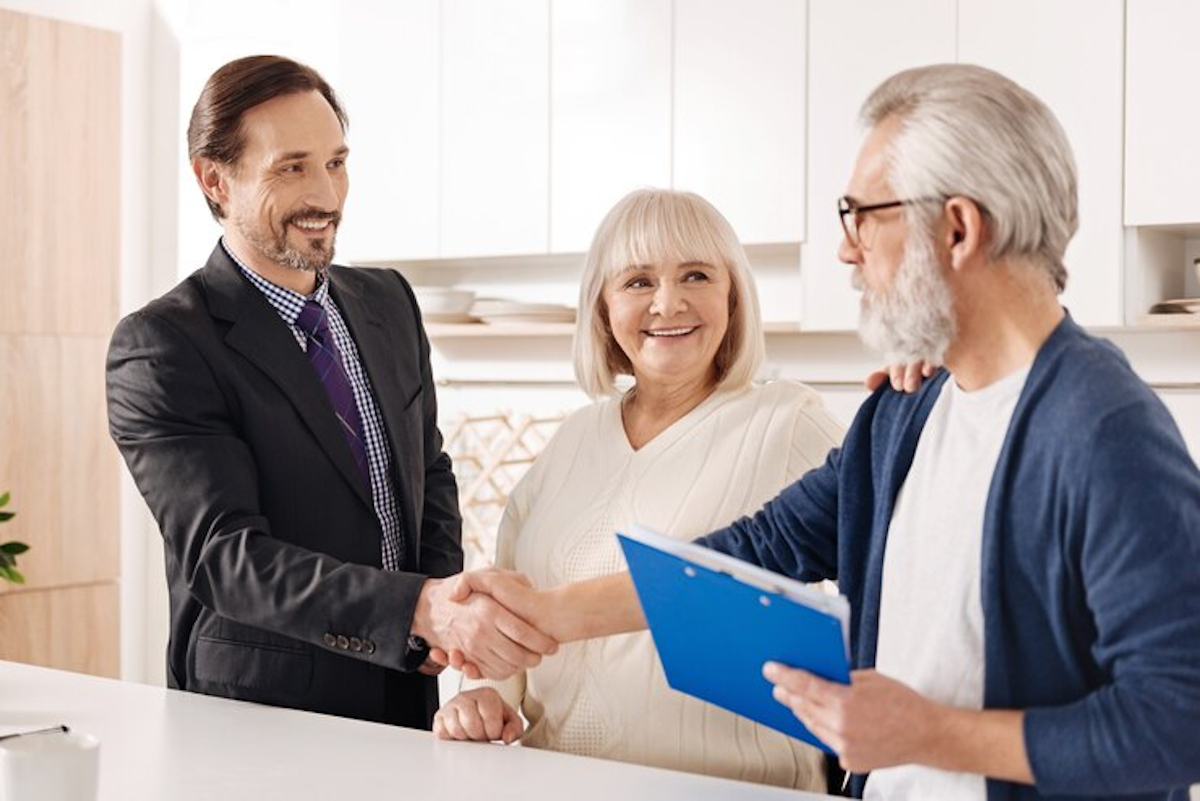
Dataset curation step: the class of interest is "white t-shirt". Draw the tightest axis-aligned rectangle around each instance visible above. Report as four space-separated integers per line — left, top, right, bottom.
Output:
866 365 1030 801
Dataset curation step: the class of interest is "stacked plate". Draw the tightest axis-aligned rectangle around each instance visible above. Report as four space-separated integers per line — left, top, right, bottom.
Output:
471 299 577 325
1147 298 1200 315
412 287 479 324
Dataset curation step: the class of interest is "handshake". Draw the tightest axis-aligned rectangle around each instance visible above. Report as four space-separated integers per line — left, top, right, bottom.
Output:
410 568 563 681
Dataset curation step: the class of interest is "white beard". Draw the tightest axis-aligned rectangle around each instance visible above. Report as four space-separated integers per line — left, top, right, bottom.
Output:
855 231 955 365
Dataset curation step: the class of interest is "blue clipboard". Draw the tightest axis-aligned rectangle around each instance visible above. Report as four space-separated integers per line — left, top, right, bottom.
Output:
617 524 850 754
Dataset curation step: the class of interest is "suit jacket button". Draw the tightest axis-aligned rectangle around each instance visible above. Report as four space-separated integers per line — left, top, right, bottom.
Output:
323 633 337 647
349 637 363 652
364 640 376 655
336 635 350 650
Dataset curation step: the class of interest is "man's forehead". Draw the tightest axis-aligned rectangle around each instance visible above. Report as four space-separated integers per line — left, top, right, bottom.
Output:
845 116 899 199
239 91 345 158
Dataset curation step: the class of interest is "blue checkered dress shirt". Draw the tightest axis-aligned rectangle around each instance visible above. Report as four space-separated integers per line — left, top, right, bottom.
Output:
223 240 405 570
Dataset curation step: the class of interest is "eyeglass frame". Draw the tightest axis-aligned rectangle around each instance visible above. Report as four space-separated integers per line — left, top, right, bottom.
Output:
837 195 947 248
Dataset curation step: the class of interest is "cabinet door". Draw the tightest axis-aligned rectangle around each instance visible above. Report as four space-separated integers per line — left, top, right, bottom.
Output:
803 0 956 331
441 0 549 258
1126 0 1200 227
673 0 806 245
551 0 672 253
959 0 1124 327
337 0 440 262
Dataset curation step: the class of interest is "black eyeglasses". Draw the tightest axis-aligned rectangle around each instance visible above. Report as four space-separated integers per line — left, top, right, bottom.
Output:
837 195 945 248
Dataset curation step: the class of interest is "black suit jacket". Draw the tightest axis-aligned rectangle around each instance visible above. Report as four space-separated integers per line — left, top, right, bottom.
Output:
106 243 462 727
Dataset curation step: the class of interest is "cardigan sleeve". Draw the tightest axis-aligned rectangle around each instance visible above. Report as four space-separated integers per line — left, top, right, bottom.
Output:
1023 400 1200 794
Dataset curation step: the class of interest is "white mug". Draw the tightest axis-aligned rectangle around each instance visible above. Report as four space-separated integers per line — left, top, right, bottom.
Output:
0 731 100 801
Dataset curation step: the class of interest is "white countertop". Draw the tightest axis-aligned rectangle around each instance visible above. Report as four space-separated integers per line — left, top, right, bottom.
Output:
0 660 836 800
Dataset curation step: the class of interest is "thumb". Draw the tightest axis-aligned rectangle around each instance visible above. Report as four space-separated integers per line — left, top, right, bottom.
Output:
502 708 525 744
445 573 473 602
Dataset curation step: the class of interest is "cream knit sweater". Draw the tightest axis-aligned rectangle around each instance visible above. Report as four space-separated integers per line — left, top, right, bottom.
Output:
462 381 844 791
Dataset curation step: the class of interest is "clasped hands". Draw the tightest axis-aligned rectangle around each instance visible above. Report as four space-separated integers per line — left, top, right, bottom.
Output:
414 567 555 681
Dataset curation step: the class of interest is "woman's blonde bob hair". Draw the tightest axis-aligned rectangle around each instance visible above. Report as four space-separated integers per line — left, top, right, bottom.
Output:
573 188 765 398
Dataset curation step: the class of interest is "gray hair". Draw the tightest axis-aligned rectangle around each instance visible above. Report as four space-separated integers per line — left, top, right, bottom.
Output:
574 188 765 398
860 63 1078 292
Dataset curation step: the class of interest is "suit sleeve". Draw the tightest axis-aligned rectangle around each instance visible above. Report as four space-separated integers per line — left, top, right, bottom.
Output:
1023 401 1200 794
106 309 422 671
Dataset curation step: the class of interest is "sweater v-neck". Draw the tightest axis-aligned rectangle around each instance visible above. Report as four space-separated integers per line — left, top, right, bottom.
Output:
611 387 733 456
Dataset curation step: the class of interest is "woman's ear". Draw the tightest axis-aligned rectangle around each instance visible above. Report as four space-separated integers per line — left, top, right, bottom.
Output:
943 196 986 271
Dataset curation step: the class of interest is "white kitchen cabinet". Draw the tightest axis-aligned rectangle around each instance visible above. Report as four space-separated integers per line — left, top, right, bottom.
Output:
959 0 1124 327
337 0 440 262
550 0 672 253
802 0 956 331
440 0 549 258
673 0 806 245
1126 0 1200 227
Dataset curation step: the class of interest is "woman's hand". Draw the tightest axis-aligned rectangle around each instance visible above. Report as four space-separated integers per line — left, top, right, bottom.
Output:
433 687 524 744
865 361 937 394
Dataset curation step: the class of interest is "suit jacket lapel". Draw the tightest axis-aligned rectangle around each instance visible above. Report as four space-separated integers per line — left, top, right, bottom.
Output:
329 272 421 539
200 245 373 507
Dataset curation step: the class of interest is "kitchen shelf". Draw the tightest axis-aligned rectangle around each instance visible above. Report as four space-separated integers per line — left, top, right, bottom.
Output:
1136 313 1200 330
425 321 805 338
426 322 575 338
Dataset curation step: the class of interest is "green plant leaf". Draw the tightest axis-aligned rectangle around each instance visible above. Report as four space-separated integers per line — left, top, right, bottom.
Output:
0 492 9 507
0 512 13 522
0 564 24 584
1 542 28 556
0 552 11 568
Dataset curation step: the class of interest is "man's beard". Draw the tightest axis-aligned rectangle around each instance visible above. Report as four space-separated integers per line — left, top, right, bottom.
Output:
854 230 955 365
237 208 341 273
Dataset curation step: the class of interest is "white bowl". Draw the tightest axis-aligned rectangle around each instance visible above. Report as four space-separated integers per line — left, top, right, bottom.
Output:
412 287 476 315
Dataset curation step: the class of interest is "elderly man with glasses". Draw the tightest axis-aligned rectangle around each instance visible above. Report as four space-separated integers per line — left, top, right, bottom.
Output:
451 63 1200 800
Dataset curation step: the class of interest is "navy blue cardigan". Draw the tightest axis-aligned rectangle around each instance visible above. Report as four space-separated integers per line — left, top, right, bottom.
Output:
699 316 1200 800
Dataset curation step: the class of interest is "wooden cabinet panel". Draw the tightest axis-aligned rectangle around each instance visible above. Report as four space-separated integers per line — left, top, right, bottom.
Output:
959 0 1124 327
674 0 806 244
0 10 119 337
0 583 120 678
0 9 120 678
0 335 119 587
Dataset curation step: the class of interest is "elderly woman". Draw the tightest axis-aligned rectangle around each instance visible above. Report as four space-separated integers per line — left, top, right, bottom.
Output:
433 189 844 792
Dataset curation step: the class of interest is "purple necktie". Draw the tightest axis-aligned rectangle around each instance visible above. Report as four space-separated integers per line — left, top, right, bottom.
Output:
296 300 370 487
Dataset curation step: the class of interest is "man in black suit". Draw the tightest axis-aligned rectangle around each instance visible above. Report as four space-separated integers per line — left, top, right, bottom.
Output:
106 55 554 729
